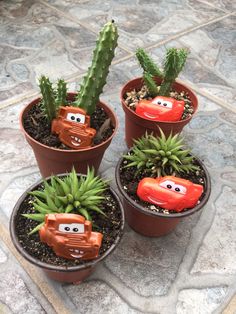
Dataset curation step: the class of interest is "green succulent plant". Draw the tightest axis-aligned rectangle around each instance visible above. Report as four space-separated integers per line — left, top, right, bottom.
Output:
123 130 198 177
39 76 68 122
135 47 189 97
23 168 108 234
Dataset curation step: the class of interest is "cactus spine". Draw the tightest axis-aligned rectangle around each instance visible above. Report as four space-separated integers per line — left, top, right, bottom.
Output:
74 21 118 115
39 76 56 122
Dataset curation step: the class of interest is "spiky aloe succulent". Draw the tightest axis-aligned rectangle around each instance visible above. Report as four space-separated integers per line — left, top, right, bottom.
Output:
74 20 118 115
123 130 198 177
23 168 107 234
39 76 67 122
135 47 189 97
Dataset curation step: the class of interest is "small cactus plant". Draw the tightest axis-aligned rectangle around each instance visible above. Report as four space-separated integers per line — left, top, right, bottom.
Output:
136 47 189 97
123 130 198 177
74 20 118 115
23 168 107 234
39 76 68 122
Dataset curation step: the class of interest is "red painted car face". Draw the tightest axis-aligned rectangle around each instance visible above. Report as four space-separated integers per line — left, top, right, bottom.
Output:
137 176 203 212
39 213 103 260
51 106 96 149
135 96 185 122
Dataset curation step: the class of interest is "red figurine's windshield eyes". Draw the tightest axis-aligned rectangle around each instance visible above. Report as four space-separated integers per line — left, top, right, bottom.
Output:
152 98 173 109
58 223 85 233
159 180 187 194
66 113 86 124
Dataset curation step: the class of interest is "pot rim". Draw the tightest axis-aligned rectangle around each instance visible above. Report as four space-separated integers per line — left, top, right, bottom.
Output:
115 153 211 219
120 76 198 124
20 93 118 153
9 173 125 272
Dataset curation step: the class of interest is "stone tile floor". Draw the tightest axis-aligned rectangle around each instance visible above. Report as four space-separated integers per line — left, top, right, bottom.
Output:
0 0 235 313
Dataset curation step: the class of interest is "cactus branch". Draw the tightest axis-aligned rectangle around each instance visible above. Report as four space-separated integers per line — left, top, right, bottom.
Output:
136 48 163 78
143 72 159 97
74 21 118 115
55 79 67 108
39 76 56 122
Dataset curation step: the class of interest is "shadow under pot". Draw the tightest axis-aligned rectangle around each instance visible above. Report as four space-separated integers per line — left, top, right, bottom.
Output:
20 93 118 177
9 174 125 284
120 77 198 148
115 155 211 237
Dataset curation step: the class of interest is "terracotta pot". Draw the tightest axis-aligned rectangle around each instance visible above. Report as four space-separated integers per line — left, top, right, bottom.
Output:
9 174 125 284
20 93 118 177
120 77 198 148
115 155 211 237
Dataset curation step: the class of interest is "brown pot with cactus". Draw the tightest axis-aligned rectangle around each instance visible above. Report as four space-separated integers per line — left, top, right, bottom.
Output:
120 48 198 148
20 21 119 177
10 168 124 283
116 131 211 237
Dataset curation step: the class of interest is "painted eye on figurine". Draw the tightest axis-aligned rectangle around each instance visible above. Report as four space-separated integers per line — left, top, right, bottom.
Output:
152 98 173 109
159 180 186 194
66 113 86 124
59 223 85 233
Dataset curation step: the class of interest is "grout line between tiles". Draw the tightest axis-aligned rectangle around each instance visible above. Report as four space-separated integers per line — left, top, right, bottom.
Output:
0 222 72 314
145 12 234 50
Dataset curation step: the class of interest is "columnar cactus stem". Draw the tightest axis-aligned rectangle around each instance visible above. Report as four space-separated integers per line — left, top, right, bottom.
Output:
55 79 67 108
39 76 56 122
74 21 118 115
136 48 163 78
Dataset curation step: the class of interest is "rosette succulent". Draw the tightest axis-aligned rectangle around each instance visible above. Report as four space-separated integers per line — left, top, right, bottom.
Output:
123 130 198 177
23 168 107 234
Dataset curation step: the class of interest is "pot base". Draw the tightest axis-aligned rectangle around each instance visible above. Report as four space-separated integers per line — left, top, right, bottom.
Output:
43 267 93 284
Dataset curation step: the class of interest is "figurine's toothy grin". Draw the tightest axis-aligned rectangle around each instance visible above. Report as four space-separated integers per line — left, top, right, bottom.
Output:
69 248 84 258
71 136 82 147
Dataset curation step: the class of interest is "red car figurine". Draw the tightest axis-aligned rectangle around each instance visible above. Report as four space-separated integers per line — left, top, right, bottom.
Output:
135 96 185 122
39 213 103 260
51 106 96 149
137 176 203 212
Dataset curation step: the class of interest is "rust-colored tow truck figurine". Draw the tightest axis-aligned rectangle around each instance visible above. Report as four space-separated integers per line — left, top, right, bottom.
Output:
39 213 103 260
51 106 96 149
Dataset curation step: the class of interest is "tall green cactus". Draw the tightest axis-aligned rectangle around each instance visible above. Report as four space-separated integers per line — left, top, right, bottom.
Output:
74 21 118 115
39 76 56 122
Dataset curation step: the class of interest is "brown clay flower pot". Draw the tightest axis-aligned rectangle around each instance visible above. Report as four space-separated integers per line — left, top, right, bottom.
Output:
120 77 198 148
9 175 125 284
20 93 118 177
115 155 211 237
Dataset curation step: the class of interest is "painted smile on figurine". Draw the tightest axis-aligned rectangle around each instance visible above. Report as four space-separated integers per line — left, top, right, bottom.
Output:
135 96 185 122
51 106 96 149
137 176 203 212
40 213 103 260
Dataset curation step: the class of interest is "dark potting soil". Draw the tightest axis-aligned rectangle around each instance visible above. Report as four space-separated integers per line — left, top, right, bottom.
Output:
119 157 207 215
23 101 114 149
15 189 122 267
124 85 194 120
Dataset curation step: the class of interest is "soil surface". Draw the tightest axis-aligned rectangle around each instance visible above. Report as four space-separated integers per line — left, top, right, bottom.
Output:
23 99 114 149
124 85 194 120
118 156 207 215
15 187 123 267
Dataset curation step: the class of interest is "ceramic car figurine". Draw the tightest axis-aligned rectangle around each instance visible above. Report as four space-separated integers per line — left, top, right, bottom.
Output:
39 213 103 260
135 96 185 121
137 176 203 212
51 106 96 149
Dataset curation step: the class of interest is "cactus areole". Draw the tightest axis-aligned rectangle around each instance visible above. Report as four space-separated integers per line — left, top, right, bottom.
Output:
74 21 118 115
